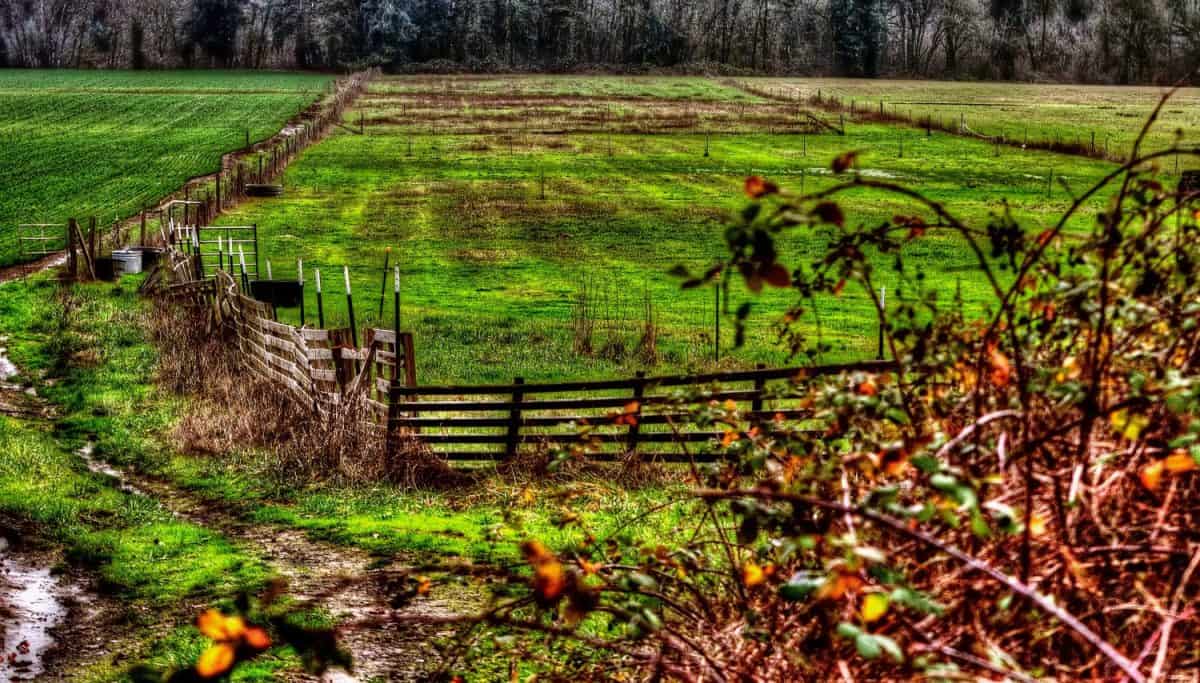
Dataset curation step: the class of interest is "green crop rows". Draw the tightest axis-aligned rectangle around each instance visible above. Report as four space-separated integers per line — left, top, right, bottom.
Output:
0 70 331 268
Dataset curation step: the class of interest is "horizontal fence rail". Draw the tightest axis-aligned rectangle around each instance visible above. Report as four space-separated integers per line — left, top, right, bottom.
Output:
392 361 895 463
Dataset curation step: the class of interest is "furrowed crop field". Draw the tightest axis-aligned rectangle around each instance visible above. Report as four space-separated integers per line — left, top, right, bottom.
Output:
212 74 1157 384
0 70 331 267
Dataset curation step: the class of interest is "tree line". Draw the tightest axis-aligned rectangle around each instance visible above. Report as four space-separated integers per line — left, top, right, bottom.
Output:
1 0 1196 84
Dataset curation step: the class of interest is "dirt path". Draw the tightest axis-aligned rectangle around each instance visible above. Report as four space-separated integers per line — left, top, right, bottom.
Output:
1 343 476 681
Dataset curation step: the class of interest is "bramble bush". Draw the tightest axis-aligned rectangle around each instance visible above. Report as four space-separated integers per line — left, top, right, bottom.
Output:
438 94 1200 681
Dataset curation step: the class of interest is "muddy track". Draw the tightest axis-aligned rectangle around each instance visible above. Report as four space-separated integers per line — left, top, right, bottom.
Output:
1 343 476 681
99 464 476 682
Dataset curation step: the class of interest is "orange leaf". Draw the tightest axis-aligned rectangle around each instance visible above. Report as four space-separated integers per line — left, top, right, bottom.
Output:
522 540 567 603
742 561 766 587
988 344 1012 387
1165 450 1197 473
1140 461 1164 491
195 643 236 679
197 610 246 642
417 576 432 595
243 627 271 651
856 380 877 396
744 176 779 199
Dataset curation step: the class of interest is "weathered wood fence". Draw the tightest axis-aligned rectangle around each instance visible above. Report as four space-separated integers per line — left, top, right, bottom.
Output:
387 362 893 462
155 239 894 465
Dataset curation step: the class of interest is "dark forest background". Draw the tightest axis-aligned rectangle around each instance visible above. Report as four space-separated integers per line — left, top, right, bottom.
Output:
2 0 1197 84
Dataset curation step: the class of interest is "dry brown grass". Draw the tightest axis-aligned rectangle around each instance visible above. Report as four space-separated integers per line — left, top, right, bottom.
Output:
146 301 466 488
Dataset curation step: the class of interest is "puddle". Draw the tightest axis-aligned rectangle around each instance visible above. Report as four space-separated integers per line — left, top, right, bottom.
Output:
0 537 69 681
76 442 145 497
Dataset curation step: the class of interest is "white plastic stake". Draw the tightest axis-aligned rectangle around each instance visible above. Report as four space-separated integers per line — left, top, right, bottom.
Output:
266 260 273 279
394 265 400 293
343 265 352 295
315 268 322 293
297 259 303 284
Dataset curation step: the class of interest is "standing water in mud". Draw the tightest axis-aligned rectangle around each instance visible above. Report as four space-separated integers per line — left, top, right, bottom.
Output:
0 537 69 681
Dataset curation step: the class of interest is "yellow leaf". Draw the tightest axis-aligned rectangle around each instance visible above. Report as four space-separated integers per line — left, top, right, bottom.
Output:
1140 461 1164 491
742 561 766 587
195 643 236 678
1110 410 1149 441
862 592 890 623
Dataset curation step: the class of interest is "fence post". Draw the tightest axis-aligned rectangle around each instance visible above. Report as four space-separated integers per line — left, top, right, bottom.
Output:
505 377 525 460
752 363 766 413
626 371 646 455
877 286 887 360
66 219 77 280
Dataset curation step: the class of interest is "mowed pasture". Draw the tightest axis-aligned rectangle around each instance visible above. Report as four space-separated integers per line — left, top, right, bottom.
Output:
0 70 332 267
742 77 1200 166
212 75 1158 385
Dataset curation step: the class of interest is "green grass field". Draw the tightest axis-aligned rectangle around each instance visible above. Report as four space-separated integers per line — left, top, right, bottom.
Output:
212 75 1131 385
743 77 1200 165
0 70 332 268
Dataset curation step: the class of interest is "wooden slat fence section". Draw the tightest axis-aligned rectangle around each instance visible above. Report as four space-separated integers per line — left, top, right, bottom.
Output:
387 360 895 463
152 242 896 466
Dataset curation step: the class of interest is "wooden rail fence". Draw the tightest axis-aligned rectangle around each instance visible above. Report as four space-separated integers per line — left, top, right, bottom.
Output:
153 240 895 465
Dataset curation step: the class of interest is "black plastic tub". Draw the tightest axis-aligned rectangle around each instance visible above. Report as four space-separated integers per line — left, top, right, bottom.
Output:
250 280 303 308
135 247 164 269
94 257 116 281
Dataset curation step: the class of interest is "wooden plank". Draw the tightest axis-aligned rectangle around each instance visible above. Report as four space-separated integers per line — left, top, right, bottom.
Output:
419 431 744 445
392 360 897 396
399 390 777 413
390 409 812 429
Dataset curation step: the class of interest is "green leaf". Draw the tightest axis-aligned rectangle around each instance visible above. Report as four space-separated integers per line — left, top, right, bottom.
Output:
910 455 940 473
890 587 945 615
855 633 883 659
874 634 905 663
836 622 862 640
779 572 826 601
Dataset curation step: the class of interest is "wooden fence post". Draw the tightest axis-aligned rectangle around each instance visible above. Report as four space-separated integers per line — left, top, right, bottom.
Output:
628 371 646 455
66 219 77 280
505 377 525 460
752 363 766 413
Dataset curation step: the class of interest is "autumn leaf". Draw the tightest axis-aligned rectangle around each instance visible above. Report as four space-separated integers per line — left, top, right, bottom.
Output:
1139 460 1164 491
832 151 859 174
522 540 568 603
197 609 246 641
812 201 845 227
764 263 791 288
243 627 272 651
856 379 877 396
196 643 236 679
1110 410 1149 441
861 592 890 623
1165 450 1197 473
988 343 1012 387
744 176 779 199
742 561 767 587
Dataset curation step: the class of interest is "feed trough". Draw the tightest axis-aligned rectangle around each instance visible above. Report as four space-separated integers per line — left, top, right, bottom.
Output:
245 184 284 198
250 279 303 308
111 249 143 275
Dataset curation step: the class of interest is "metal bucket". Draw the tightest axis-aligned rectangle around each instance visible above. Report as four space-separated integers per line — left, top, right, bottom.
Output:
111 249 143 275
